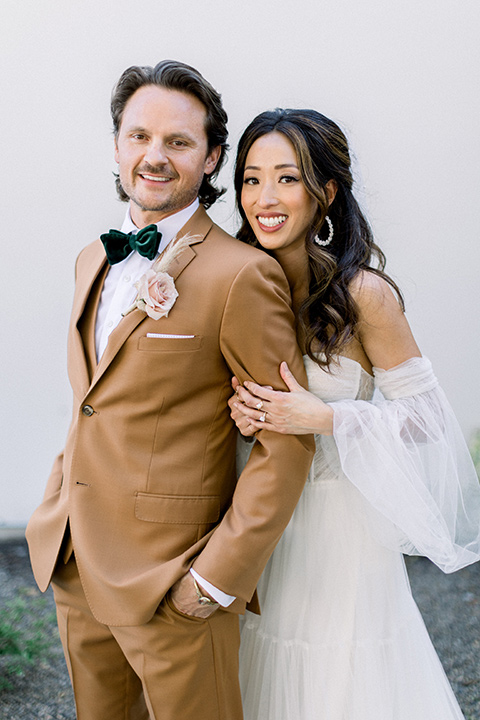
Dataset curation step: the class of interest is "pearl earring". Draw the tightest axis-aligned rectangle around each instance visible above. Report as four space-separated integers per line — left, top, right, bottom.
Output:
314 216 334 247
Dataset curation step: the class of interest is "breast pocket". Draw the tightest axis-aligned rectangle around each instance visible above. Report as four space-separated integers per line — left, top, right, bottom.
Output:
134 493 220 524
138 335 203 352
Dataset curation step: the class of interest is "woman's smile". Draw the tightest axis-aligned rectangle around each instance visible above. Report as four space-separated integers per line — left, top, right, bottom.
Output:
256 213 288 231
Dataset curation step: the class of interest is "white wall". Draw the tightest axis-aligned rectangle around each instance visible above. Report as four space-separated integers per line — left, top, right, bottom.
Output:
1 0 479 525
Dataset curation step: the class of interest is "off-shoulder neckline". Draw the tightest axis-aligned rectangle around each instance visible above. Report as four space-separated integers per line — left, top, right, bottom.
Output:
304 353 374 379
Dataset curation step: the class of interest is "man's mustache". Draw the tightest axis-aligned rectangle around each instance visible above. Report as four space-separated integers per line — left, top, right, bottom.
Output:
136 162 177 179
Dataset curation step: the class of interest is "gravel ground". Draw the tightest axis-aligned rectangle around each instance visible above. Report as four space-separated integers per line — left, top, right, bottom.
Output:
1 538 479 720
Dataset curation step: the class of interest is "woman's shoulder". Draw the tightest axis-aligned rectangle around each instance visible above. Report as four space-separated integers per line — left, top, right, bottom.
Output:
350 269 397 300
350 270 403 324
349 270 421 366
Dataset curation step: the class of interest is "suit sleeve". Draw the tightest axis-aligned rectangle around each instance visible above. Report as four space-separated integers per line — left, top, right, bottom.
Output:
192 253 315 602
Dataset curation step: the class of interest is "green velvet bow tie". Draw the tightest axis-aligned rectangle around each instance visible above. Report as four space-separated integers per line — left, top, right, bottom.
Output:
100 224 162 265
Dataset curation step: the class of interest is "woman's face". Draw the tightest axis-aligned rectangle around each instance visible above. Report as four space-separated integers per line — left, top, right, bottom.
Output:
240 131 317 254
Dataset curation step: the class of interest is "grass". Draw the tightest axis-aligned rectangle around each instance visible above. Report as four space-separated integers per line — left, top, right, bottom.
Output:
0 589 58 692
470 429 480 479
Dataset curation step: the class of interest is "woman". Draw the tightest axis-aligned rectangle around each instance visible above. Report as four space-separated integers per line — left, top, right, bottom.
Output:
230 108 480 720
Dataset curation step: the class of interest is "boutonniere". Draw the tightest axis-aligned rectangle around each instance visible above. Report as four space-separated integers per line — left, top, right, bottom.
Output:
122 233 199 320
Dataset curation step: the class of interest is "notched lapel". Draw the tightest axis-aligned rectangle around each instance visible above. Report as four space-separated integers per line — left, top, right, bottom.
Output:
167 204 212 282
72 241 108 329
169 244 196 281
90 306 146 388
68 241 108 397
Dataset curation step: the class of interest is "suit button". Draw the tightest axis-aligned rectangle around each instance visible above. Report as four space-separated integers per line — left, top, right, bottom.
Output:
82 405 94 417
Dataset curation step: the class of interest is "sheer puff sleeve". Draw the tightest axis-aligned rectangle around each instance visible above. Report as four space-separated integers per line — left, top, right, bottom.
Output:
331 356 480 572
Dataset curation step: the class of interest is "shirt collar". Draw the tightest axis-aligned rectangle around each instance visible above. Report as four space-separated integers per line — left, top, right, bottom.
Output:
120 199 200 254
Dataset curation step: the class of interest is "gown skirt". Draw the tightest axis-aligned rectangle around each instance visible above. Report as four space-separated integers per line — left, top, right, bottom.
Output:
239 356 480 720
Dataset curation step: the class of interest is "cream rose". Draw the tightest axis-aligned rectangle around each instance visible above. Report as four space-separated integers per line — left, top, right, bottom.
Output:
133 270 178 320
122 231 197 320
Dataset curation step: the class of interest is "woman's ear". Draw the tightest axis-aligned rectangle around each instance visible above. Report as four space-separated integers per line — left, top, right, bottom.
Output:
326 179 337 206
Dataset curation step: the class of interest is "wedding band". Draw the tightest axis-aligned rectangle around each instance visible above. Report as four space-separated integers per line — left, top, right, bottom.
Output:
259 412 266 422
255 401 264 410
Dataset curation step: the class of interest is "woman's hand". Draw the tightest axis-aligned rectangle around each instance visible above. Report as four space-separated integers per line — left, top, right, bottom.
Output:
228 377 258 438
231 362 333 436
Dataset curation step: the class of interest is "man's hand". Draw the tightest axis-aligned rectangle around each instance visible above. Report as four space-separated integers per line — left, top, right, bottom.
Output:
170 572 219 619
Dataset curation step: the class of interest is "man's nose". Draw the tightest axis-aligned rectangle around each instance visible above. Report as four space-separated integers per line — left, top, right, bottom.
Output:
143 142 168 167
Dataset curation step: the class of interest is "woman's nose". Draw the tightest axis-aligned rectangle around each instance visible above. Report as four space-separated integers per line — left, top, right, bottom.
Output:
257 183 278 208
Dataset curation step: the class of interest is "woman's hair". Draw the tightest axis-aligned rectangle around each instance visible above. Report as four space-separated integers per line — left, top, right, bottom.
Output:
234 108 404 367
111 60 229 208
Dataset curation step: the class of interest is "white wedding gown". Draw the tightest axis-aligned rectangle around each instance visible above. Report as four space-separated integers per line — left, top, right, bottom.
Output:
239 356 480 720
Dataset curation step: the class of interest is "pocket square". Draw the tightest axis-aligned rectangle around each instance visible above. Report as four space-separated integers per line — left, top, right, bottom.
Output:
146 333 195 339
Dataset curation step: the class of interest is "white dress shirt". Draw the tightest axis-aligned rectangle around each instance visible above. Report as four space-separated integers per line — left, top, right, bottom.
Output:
95 200 200 360
94 199 235 608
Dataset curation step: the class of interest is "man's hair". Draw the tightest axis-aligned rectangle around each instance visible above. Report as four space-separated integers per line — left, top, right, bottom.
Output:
111 60 228 207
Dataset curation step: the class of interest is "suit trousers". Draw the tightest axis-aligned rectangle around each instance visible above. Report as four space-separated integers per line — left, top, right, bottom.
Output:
51 555 243 720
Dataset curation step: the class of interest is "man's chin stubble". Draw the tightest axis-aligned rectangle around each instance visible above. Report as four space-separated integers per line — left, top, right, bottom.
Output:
130 189 199 215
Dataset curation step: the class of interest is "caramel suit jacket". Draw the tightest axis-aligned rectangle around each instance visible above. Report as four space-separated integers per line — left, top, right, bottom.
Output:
26 206 314 626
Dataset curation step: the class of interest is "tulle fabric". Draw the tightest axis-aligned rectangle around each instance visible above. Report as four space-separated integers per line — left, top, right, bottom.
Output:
239 355 479 720
332 357 480 571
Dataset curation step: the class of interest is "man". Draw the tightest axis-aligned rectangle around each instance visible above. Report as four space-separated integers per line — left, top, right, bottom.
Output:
26 60 314 720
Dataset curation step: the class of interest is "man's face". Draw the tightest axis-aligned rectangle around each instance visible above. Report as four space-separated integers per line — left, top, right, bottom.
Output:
114 85 220 227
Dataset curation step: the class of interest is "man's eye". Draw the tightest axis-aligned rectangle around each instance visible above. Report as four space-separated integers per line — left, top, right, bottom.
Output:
132 134 146 141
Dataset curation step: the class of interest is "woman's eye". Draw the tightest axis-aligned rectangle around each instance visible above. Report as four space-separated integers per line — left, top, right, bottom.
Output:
243 177 259 185
280 175 299 184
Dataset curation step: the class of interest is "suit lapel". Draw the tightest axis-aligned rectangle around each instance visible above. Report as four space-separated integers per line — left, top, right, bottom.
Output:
68 242 108 398
166 204 213 280
86 206 213 394
77 263 108 384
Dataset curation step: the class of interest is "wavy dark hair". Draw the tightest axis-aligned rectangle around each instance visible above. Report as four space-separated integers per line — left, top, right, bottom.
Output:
111 60 229 208
234 108 404 368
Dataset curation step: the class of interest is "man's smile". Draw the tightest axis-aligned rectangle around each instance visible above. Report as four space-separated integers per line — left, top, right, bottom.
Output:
138 173 174 183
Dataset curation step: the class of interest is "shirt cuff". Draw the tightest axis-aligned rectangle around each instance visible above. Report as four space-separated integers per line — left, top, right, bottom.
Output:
189 568 236 607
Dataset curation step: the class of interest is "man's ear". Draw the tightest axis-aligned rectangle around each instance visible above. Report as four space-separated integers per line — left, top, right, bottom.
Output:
114 137 119 164
204 146 221 176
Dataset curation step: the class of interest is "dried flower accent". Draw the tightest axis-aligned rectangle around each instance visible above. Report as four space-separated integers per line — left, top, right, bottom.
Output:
122 233 199 320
